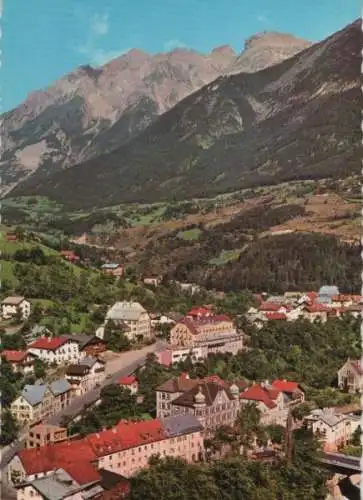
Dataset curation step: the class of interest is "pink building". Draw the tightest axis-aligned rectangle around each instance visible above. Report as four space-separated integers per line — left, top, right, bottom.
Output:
7 415 204 486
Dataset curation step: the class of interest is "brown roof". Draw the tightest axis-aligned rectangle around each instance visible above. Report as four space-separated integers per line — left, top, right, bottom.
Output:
172 381 234 408
156 373 199 393
66 365 90 376
2 296 26 305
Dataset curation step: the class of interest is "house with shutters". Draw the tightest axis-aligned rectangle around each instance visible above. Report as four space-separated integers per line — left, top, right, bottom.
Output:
97 302 151 341
337 358 362 393
169 307 244 359
305 407 360 452
1 350 36 374
27 336 84 365
65 357 106 396
1 296 31 320
118 376 139 395
10 379 72 425
7 415 204 486
156 373 240 433
240 379 304 426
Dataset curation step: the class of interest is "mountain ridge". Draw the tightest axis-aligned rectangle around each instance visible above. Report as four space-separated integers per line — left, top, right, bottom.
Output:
9 19 360 209
1 31 310 195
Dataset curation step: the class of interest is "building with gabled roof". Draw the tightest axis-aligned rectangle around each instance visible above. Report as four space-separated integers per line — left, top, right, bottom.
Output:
1 350 36 374
1 296 31 320
156 373 240 432
7 415 204 486
14 467 102 500
239 379 303 426
27 336 84 365
25 424 67 449
337 358 362 393
10 379 72 425
169 307 244 359
118 375 139 395
65 356 105 396
97 301 151 341
101 263 124 278
305 407 360 452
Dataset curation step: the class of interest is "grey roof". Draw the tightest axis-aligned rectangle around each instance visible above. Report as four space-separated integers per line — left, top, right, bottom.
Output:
82 356 104 368
50 379 72 396
2 296 25 305
308 408 346 427
31 325 52 335
22 384 47 406
162 414 203 437
101 263 120 269
318 286 339 296
63 334 92 349
106 301 147 321
30 469 81 500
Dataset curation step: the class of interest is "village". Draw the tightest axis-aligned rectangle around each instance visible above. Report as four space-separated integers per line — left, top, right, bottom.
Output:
0 267 361 500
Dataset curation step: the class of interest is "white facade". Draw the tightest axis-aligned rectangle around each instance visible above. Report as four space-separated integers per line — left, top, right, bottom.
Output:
101 301 152 341
1 297 31 320
28 339 84 365
305 408 361 452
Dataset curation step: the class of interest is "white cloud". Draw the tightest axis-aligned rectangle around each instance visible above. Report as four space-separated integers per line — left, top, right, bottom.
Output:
91 13 109 36
257 15 269 23
163 39 188 52
76 11 126 66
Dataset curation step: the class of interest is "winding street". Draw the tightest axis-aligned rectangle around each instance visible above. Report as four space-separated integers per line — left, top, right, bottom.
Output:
0 341 165 472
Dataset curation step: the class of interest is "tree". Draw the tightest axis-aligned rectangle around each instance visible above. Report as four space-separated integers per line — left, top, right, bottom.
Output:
104 320 131 352
33 358 47 379
235 403 266 456
0 410 19 445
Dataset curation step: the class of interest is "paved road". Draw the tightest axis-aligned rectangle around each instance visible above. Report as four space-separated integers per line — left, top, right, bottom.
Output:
0 342 164 471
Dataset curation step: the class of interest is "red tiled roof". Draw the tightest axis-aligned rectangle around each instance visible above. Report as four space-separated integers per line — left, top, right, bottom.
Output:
28 337 69 351
1 350 29 363
260 302 290 312
306 291 318 300
179 314 233 336
87 420 166 457
187 307 213 317
240 384 279 409
271 380 300 394
118 376 137 386
18 439 96 476
63 461 100 485
264 312 287 320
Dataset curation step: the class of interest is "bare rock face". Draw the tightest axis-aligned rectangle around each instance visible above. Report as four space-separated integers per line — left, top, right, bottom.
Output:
12 20 359 209
230 31 312 74
1 31 309 194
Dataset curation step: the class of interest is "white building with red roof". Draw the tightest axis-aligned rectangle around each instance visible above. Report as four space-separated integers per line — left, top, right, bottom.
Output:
118 375 139 395
27 336 84 365
240 379 304 426
1 350 36 374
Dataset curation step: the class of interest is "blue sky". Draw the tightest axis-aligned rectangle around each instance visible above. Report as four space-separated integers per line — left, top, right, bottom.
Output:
2 0 359 112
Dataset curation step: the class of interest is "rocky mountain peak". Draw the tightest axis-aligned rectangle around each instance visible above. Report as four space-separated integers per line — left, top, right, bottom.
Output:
244 31 311 50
